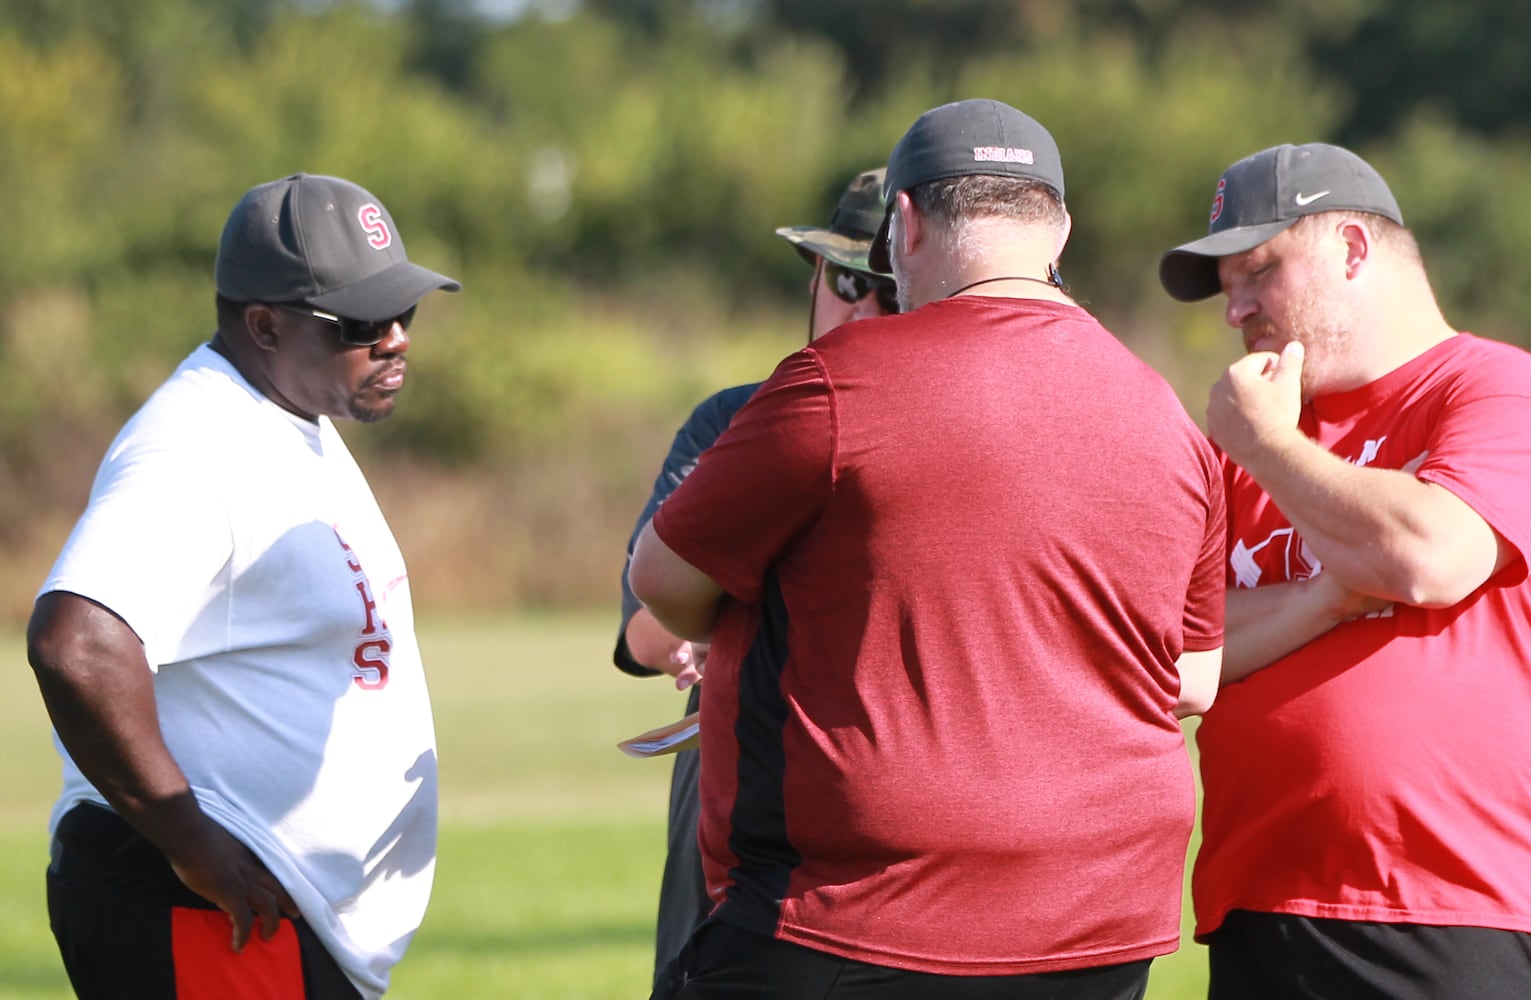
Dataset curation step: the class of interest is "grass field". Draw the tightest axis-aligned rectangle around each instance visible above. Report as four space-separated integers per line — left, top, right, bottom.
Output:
0 613 1209 999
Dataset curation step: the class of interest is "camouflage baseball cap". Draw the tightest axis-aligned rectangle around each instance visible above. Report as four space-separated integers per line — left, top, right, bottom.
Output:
774 167 888 273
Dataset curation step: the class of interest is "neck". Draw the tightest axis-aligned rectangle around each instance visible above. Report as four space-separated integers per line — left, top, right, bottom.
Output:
209 330 245 373
210 329 311 420
1325 279 1458 393
904 215 1071 307
943 266 1071 304
947 272 1064 298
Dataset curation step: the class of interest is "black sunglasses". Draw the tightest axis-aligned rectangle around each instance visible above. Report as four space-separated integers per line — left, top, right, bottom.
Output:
823 262 898 314
275 303 416 347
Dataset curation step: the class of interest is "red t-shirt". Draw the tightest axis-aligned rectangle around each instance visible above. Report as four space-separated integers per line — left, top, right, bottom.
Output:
1196 333 1531 940
654 296 1225 975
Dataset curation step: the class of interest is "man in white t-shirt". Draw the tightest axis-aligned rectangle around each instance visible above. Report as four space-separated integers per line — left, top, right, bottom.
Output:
25 173 460 1000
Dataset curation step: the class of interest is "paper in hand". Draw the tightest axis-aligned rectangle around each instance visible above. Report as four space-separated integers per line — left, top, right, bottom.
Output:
618 711 700 758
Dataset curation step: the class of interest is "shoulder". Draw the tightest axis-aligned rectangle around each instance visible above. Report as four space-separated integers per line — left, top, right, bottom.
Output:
103 348 291 481
1429 334 1531 397
129 346 263 427
1446 332 1531 367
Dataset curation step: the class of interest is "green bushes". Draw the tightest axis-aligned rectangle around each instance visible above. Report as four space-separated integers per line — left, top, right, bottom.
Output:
3 1 1529 618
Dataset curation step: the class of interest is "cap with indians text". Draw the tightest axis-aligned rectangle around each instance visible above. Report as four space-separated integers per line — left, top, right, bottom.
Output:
1159 143 1403 302
869 99 1065 273
774 167 887 273
215 173 461 322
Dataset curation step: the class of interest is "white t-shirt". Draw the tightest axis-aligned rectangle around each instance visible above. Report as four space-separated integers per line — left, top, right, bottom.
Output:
42 344 437 999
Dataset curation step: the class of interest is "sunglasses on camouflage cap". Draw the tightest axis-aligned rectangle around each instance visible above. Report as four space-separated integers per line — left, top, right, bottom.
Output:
823 262 898 314
274 302 416 347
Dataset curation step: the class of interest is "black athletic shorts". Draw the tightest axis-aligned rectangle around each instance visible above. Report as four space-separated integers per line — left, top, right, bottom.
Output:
46 802 361 1000
651 918 1152 1000
1207 909 1531 1000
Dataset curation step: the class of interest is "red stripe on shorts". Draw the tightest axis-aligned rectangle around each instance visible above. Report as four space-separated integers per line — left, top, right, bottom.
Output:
171 907 305 999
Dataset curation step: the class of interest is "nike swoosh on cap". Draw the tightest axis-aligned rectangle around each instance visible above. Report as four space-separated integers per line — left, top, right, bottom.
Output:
1294 190 1331 206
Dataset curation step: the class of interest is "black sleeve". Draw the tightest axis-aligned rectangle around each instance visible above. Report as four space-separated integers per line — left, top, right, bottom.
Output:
613 382 762 676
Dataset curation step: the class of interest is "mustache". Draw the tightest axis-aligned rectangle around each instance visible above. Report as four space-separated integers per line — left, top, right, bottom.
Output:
1242 319 1277 350
362 362 406 389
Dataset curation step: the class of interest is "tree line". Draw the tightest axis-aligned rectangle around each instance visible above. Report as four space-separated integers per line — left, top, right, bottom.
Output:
2 0 1528 616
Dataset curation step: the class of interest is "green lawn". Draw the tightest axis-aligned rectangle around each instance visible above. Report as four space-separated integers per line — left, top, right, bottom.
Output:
0 613 1208 999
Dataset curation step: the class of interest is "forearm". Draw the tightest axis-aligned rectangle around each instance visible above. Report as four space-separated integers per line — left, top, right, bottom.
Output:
1223 581 1337 683
629 522 725 642
37 675 199 835
1241 431 1500 605
624 608 689 675
1222 575 1391 683
642 597 720 644
30 592 299 947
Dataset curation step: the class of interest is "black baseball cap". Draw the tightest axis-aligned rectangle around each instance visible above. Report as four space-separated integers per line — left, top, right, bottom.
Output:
1159 143 1403 302
215 173 461 321
869 98 1065 273
774 167 887 272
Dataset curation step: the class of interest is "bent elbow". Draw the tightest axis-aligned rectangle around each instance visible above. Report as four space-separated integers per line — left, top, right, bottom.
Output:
627 551 713 643
627 558 660 612
26 600 79 681
25 632 65 682
627 526 667 611
1402 584 1475 609
1389 553 1495 610
1401 581 1480 611
1383 507 1509 609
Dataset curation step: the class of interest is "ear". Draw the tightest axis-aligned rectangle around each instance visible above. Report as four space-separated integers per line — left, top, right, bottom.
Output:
242 304 282 353
1054 207 1073 261
895 190 922 258
1338 218 1372 280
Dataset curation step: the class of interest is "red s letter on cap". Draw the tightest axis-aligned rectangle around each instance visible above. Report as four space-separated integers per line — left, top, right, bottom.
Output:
358 204 392 249
1209 178 1227 225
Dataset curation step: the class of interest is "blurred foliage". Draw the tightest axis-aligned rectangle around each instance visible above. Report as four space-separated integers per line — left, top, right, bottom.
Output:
3 0 1530 616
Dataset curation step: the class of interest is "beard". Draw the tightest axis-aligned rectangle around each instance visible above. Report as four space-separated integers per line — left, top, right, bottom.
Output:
1245 277 1357 400
349 402 395 424
346 384 400 423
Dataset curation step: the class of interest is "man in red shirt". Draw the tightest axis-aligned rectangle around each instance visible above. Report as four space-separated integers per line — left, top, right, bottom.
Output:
631 98 1225 1000
1161 142 1531 999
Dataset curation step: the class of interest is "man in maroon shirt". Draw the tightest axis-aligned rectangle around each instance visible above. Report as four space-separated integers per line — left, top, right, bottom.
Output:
631 99 1224 1000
